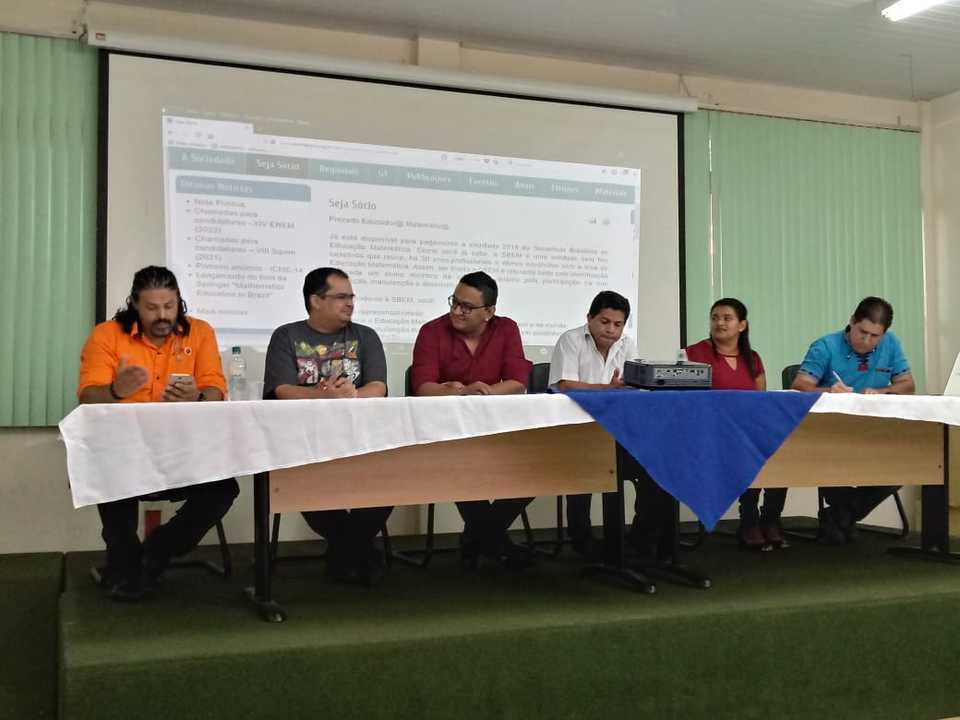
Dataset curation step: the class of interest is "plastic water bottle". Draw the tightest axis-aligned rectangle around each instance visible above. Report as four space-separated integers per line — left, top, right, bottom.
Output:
676 348 688 364
228 346 249 401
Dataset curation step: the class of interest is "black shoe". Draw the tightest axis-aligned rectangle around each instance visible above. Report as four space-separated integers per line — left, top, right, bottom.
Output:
738 524 770 551
459 533 482 570
324 543 358 583
817 508 847 545
105 571 148 602
460 533 536 571
570 534 604 561
142 554 168 590
106 578 148 602
496 537 536 570
354 545 388 587
843 524 860 544
761 523 788 549
94 565 149 602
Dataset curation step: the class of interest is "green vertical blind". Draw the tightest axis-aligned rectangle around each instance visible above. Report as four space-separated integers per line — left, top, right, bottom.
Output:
684 110 925 392
0 33 98 426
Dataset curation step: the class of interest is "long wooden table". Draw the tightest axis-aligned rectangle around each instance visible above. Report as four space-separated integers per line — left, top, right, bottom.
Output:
248 412 956 622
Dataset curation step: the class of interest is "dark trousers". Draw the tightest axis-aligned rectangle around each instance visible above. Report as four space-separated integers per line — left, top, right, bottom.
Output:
302 507 393 551
566 464 674 554
566 493 594 540
456 498 533 543
738 488 788 527
628 472 675 556
821 486 900 526
97 478 239 582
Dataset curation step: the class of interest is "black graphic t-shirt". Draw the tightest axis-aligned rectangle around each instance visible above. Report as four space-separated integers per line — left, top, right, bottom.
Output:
263 320 387 398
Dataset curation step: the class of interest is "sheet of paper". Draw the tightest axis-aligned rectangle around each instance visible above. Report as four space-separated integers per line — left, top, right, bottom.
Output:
944 352 960 396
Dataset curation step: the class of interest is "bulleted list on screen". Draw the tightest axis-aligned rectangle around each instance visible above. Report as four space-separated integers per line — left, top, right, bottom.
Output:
163 117 641 346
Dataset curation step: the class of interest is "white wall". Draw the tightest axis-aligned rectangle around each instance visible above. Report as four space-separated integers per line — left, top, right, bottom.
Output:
921 90 960 511
0 2 935 552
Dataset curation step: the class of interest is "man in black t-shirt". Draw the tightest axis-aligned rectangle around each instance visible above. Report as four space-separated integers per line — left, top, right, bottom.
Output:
264 267 391 585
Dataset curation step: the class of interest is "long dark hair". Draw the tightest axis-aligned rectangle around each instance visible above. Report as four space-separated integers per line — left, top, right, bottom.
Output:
710 297 757 378
113 265 190 335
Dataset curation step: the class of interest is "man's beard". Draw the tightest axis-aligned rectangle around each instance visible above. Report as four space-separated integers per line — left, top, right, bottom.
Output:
149 320 173 337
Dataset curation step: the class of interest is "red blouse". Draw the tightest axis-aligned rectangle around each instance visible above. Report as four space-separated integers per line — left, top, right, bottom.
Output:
685 338 765 391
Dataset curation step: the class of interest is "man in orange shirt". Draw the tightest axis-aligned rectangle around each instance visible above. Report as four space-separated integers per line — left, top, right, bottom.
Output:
77 266 239 601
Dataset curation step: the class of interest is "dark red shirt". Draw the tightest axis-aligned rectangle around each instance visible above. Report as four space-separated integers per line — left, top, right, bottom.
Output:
685 338 765 391
411 314 532 392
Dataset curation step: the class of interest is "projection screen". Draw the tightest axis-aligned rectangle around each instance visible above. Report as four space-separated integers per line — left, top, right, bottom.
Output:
103 53 684 392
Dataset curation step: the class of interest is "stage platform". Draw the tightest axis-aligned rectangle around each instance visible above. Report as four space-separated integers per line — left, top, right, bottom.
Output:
8 525 958 720
0 552 61 720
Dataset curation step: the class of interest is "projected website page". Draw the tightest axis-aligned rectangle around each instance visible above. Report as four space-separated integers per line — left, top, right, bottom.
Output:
162 113 642 348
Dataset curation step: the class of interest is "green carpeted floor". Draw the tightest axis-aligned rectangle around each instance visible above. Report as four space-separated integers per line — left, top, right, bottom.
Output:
0 553 62 720
55 525 960 720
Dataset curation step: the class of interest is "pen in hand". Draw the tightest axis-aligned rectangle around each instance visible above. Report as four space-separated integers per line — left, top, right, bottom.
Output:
831 370 853 393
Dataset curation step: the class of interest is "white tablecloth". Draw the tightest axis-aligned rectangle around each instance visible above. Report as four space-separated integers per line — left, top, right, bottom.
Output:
58 392 960 508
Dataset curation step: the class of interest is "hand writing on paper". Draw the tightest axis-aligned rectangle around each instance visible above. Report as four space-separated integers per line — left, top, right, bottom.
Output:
829 379 853 393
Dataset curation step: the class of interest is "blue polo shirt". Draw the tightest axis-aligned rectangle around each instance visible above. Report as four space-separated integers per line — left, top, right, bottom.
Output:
798 329 910 393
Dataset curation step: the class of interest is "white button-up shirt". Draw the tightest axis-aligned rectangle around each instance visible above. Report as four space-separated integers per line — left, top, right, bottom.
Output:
548 324 638 387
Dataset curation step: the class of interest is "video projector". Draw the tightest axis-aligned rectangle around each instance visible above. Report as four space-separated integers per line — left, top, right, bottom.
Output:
623 359 712 390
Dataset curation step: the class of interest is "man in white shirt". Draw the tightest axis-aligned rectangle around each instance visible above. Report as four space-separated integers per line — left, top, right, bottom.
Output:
549 291 637 557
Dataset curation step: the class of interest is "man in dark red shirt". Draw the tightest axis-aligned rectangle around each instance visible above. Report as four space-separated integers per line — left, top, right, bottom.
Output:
411 271 535 569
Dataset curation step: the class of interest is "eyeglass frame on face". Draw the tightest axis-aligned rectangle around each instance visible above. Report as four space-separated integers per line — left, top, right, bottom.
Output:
448 294 490 314
316 292 356 302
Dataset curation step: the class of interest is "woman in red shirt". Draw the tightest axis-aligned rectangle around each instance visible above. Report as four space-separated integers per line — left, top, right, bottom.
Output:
685 298 787 550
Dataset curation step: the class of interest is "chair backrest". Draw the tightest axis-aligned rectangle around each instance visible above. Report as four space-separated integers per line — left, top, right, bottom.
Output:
404 365 414 397
781 364 801 390
528 362 551 394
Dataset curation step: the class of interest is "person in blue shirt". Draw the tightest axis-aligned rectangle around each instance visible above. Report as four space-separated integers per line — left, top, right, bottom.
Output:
792 296 915 543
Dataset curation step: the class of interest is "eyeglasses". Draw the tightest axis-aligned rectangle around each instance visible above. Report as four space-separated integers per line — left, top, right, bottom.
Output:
318 293 356 302
448 295 488 314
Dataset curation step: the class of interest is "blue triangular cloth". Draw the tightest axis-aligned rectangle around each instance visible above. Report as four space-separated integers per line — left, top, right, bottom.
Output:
564 390 819 530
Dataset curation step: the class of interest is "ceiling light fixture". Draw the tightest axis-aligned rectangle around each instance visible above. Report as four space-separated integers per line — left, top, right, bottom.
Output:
881 0 948 21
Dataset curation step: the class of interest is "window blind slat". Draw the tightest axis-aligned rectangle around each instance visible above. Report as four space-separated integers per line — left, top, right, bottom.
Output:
0 32 98 426
685 110 925 391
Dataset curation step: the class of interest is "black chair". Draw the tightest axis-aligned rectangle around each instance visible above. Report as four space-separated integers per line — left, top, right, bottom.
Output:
391 365 540 567
90 490 233 589
781 363 909 540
